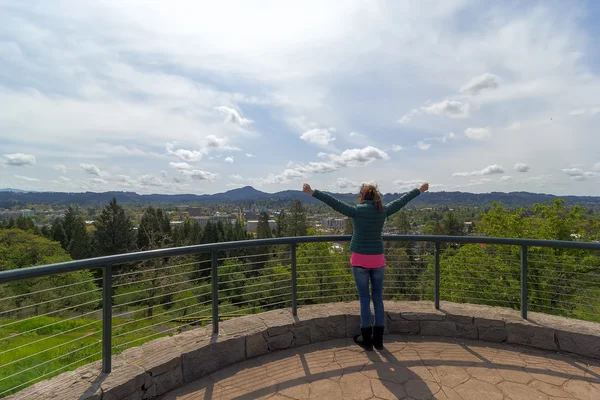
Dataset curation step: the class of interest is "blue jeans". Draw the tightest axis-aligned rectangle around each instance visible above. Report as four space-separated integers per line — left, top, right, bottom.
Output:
352 266 385 328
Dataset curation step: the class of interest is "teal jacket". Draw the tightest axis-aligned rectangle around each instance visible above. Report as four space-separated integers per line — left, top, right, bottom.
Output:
312 188 421 254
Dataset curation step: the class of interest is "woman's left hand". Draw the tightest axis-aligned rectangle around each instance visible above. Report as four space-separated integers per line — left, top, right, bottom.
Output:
303 183 315 195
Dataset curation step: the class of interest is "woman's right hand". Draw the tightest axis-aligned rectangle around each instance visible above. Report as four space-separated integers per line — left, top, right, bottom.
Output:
419 182 429 193
303 183 315 195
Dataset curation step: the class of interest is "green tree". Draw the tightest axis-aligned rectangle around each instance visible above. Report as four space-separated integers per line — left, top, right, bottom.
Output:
68 216 91 260
442 212 463 236
394 212 411 234
286 200 308 237
0 229 100 316
344 218 353 235
137 207 172 250
94 197 135 256
50 219 67 248
257 212 272 239
275 210 288 237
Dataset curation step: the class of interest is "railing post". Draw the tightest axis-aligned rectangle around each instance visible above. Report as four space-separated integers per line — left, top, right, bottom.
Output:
434 242 440 310
102 264 112 374
521 245 528 320
291 243 297 316
211 251 219 334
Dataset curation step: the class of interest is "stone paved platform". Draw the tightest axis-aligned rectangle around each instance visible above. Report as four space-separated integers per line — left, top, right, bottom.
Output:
159 335 600 400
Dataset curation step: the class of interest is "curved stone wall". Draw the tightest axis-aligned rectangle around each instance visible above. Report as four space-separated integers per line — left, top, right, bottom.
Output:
9 301 600 400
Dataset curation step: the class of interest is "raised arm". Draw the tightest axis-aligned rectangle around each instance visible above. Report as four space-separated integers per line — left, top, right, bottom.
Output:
303 184 356 217
384 182 429 217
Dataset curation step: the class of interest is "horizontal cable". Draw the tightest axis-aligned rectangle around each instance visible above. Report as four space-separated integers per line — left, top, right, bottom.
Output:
0 339 101 384
0 277 102 303
218 251 290 261
297 274 351 282
528 261 600 269
223 293 291 309
0 318 100 357
528 296 595 309
529 304 597 318
528 280 598 290
112 298 213 329
114 260 208 278
113 276 210 300
218 272 290 286
217 263 290 278
528 290 598 302
112 267 201 289
218 257 291 270
298 293 358 302
297 281 352 288
0 350 102 399
297 268 350 274
442 261 519 269
219 286 291 302
0 287 102 316
112 282 212 309
297 287 357 296
0 327 101 370
445 296 516 305
0 302 100 331
528 266 600 277
440 275 516 282
296 261 346 267
112 306 213 340
221 300 290 314
219 278 290 292
445 289 518 296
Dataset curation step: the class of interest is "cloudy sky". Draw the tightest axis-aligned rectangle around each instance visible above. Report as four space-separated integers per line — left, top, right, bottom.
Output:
1 0 600 195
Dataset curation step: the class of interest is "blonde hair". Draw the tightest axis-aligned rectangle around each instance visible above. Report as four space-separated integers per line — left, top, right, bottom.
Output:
359 184 384 211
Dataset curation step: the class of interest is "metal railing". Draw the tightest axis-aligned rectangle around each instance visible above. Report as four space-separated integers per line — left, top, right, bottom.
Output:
0 235 599 398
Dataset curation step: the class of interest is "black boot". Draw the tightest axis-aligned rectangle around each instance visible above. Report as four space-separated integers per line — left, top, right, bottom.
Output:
373 326 384 350
354 327 373 351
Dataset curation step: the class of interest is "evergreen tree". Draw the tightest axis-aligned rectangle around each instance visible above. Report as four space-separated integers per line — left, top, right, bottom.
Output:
63 206 77 244
344 217 353 235
202 221 219 244
442 212 463 236
51 219 67 248
396 212 411 234
275 210 288 237
137 207 172 250
94 197 135 256
286 200 308 237
68 217 91 259
257 212 272 239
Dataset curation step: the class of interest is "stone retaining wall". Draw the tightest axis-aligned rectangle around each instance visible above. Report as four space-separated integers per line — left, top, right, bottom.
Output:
9 301 600 400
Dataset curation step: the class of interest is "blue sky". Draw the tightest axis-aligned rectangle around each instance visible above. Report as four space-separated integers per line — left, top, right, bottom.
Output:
1 0 599 195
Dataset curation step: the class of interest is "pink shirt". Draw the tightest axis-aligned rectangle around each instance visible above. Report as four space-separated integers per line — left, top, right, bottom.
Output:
350 252 386 269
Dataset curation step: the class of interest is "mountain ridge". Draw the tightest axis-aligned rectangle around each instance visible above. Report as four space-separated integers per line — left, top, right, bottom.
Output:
1 186 600 208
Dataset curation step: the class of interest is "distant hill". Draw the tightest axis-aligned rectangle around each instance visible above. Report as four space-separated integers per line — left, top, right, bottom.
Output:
1 186 600 209
0 188 36 193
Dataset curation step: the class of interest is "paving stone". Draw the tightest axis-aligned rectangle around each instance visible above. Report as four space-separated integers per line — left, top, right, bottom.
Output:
404 377 441 400
497 381 549 400
530 380 575 398
370 378 407 400
454 378 504 400
309 379 343 399
339 372 373 400
562 379 600 400
431 366 471 388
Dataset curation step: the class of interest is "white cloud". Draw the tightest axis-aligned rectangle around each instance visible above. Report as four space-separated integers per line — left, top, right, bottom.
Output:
80 163 102 176
591 107 600 115
501 176 514 182
53 164 67 174
422 100 470 119
593 163 600 172
332 178 359 190
166 143 204 162
3 153 36 167
461 73 500 95
562 168 584 177
393 179 423 191
182 169 217 181
453 164 505 177
570 109 587 116
300 128 336 148
160 170 168 178
14 175 40 182
139 174 163 187
514 163 530 173
391 145 404 152
224 156 234 164
229 174 244 181
455 178 493 189
215 106 253 127
169 162 192 170
415 141 431 151
397 109 419 124
59 176 72 183
90 178 108 185
349 132 365 138
246 153 255 158
464 127 491 140
205 135 240 151
258 146 388 184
